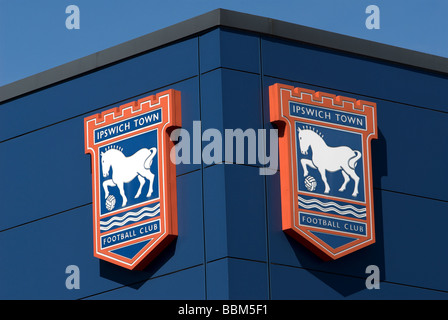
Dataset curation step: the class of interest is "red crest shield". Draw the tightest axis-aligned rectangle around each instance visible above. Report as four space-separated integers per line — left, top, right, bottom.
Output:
269 83 377 260
84 89 181 270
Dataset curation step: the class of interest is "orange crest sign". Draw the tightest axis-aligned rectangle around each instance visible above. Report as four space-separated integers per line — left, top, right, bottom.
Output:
84 89 181 270
269 84 377 260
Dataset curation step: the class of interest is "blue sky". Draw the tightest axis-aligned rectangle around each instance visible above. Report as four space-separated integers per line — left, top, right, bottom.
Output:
0 0 447 87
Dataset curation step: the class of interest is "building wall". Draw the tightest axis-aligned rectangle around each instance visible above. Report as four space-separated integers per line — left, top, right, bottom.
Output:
1 26 447 299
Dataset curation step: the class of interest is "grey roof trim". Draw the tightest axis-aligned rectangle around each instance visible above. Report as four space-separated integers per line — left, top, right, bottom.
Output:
1 8 447 103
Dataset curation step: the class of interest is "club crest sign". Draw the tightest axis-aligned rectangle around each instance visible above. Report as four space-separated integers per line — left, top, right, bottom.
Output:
84 89 181 270
269 84 377 260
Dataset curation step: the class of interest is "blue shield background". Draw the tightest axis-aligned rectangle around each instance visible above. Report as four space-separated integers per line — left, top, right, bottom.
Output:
295 121 365 203
98 129 160 215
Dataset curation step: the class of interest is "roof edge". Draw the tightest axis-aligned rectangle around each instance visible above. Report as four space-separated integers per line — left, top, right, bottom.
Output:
1 8 447 103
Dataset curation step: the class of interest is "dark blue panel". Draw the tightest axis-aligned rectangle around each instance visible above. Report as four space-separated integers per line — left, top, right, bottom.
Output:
199 29 220 74
202 164 228 261
224 165 267 262
220 69 262 131
207 258 269 299
86 266 206 300
200 69 223 133
161 78 201 176
0 117 91 230
0 38 199 142
200 28 260 74
270 264 448 299
270 264 366 299
0 206 101 299
374 99 448 201
226 258 269 299
206 259 230 299
265 169 298 266
380 190 448 292
157 170 205 275
201 68 263 167
262 37 448 112
203 164 267 262
202 68 263 131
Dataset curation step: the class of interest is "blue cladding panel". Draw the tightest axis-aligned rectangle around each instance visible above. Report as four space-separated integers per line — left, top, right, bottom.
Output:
201 68 266 262
161 77 202 176
380 190 448 292
206 259 230 299
203 164 228 262
201 68 262 131
0 38 199 142
199 28 221 74
200 69 224 140
203 164 267 262
226 258 269 299
223 165 267 261
161 170 205 275
0 117 91 230
86 266 206 300
0 206 99 299
200 28 260 74
207 258 269 300
201 68 264 166
270 264 448 299
220 69 262 131
374 100 448 201
262 37 448 112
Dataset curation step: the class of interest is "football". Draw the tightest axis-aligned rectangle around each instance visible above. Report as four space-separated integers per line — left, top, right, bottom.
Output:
105 195 116 211
304 175 317 192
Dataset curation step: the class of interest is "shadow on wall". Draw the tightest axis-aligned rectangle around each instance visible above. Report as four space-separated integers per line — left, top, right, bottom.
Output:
288 129 387 297
99 239 177 290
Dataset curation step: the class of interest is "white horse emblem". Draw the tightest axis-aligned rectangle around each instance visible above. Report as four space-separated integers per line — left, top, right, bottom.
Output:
297 127 361 197
101 146 157 207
